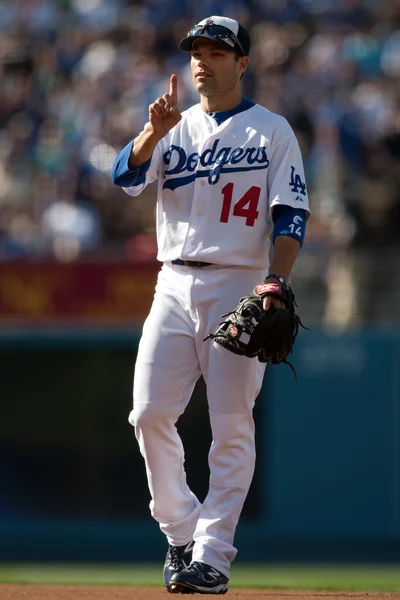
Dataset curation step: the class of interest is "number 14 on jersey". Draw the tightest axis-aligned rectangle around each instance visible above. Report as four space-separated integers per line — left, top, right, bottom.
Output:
219 183 261 227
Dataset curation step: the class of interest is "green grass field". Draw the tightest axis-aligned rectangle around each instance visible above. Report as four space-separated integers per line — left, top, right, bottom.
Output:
1 564 400 592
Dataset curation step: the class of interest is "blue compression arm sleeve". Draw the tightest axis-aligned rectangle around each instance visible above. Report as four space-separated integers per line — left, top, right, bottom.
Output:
111 140 152 187
272 205 309 247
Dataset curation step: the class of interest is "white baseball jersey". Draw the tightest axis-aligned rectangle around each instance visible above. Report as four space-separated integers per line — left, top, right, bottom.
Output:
122 103 310 269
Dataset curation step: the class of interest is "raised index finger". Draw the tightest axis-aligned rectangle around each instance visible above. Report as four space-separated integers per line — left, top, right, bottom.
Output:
169 74 178 106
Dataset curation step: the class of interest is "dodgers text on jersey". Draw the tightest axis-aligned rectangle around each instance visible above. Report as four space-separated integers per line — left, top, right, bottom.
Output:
163 138 270 189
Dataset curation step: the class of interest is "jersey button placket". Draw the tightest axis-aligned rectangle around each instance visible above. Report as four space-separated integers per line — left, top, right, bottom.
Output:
182 178 202 255
183 133 218 256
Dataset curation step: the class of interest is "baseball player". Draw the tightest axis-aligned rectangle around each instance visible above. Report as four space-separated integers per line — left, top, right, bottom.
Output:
112 16 310 594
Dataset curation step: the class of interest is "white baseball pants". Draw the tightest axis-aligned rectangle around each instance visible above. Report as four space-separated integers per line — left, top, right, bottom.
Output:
129 262 267 577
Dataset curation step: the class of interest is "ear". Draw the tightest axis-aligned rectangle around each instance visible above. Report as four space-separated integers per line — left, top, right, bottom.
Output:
239 56 249 76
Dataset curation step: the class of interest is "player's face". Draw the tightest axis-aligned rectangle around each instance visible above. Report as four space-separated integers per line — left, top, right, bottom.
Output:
190 39 247 97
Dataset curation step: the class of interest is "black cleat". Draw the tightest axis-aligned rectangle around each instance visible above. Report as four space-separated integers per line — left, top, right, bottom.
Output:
169 561 228 594
164 541 195 592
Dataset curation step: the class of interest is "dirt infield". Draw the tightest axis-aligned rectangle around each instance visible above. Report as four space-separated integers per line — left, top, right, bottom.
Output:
0 587 399 599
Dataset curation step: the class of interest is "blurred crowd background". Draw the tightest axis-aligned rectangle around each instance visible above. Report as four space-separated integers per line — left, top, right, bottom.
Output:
0 0 399 325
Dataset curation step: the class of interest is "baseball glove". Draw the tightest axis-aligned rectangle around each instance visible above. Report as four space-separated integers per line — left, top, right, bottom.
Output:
204 280 306 379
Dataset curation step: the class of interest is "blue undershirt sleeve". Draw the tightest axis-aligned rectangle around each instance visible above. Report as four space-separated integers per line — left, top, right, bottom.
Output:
271 205 309 247
111 140 152 187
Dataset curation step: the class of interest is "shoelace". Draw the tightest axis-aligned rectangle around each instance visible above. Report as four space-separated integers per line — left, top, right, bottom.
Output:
168 546 184 569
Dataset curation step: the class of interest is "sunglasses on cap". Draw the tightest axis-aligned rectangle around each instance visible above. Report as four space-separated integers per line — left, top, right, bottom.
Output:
186 23 245 56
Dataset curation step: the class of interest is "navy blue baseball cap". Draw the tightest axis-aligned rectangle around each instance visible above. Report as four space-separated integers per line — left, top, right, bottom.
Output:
179 16 250 57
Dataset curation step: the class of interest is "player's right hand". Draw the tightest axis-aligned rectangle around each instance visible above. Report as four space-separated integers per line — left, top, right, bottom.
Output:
149 74 181 138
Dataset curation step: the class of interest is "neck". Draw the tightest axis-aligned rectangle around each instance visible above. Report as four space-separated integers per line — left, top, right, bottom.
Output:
200 91 243 113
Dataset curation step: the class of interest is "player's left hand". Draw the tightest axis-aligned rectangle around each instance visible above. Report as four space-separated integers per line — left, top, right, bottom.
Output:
204 280 307 380
262 277 287 311
263 296 286 311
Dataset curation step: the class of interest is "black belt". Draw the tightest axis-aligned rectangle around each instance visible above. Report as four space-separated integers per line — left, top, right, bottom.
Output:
172 259 214 268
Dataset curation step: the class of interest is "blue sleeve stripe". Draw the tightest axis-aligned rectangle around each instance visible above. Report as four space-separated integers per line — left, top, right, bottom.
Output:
111 140 152 187
271 205 308 247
